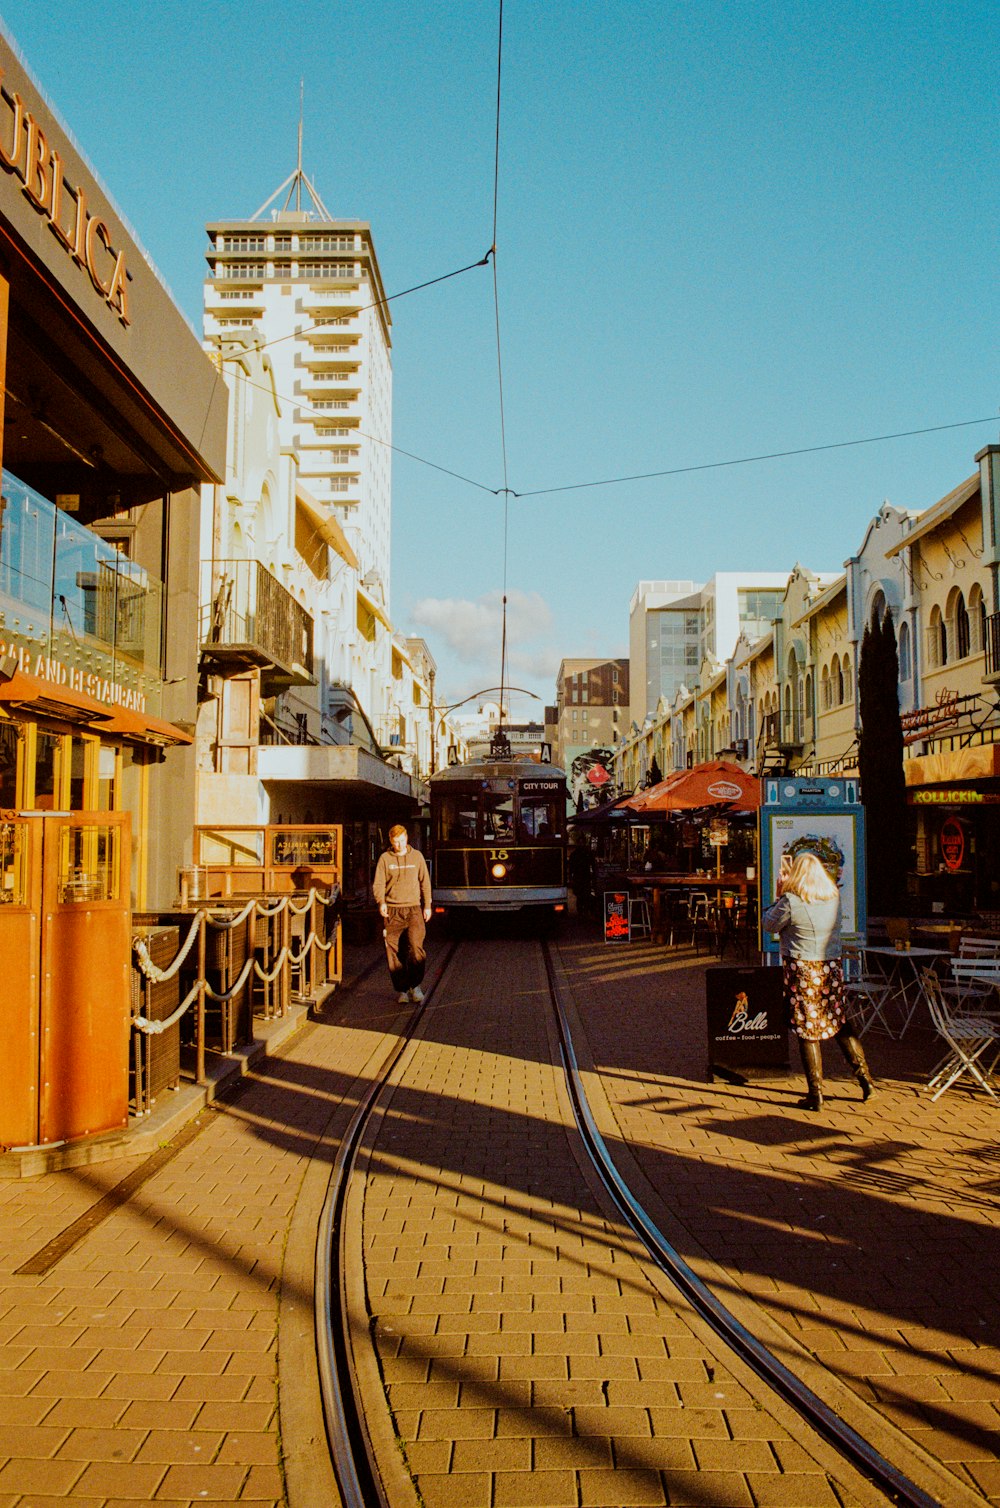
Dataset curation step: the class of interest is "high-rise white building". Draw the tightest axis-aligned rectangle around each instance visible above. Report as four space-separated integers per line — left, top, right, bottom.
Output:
203 182 392 609
629 574 792 722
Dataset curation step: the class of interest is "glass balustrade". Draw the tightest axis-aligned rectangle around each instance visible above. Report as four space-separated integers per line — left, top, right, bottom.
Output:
0 470 164 715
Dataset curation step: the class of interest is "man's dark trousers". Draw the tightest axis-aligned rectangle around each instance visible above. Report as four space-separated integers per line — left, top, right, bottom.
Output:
384 905 427 992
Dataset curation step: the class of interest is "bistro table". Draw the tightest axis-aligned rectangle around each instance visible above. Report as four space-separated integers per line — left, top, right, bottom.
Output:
863 944 950 1037
626 872 754 946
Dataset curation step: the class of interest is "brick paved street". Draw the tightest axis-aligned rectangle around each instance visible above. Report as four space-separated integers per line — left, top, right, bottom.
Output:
0 919 996 1505
555 922 1000 1504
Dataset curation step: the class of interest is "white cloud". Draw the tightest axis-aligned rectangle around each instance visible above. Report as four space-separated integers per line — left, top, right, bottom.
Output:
408 589 558 708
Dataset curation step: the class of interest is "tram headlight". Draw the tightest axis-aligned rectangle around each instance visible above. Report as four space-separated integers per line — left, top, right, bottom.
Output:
491 862 507 880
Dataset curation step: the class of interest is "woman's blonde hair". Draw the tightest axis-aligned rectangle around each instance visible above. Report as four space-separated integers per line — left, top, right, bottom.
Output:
782 850 839 904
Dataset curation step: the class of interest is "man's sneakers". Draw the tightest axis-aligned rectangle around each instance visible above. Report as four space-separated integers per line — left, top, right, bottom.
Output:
409 986 425 1003
397 991 410 1004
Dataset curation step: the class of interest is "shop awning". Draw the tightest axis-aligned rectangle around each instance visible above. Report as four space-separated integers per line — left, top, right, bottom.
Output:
356 581 392 631
0 668 193 746
296 488 359 569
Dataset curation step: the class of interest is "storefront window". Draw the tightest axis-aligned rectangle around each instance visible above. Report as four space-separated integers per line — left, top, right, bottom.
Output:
69 737 88 811
97 744 118 810
0 722 18 808
34 732 60 810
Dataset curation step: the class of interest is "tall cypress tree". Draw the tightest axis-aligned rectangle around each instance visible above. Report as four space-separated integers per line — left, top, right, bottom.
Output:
858 606 908 917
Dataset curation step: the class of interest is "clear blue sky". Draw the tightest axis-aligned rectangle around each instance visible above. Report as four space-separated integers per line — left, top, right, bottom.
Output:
7 2 999 716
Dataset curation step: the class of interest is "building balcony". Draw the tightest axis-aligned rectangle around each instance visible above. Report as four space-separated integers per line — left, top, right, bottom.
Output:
299 356 362 374
374 714 412 754
985 613 1000 682
300 290 364 314
303 324 359 344
204 286 265 308
199 560 314 691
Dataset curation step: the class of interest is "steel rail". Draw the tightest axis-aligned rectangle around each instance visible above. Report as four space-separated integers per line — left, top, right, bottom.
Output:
313 940 461 1508
540 938 940 1508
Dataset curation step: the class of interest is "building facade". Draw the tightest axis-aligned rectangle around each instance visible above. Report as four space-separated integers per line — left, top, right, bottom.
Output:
203 179 394 746
628 574 789 725
553 657 629 807
0 30 227 908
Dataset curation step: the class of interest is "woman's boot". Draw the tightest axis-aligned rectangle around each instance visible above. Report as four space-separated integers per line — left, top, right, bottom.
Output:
836 1029 877 1100
798 1038 824 1111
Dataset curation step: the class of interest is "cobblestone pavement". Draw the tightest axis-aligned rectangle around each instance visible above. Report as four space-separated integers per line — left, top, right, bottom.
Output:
362 936 882 1508
0 920 996 1506
554 920 1000 1504
0 943 396 1508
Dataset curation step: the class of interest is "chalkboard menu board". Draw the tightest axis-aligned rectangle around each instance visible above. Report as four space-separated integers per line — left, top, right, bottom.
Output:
603 890 631 944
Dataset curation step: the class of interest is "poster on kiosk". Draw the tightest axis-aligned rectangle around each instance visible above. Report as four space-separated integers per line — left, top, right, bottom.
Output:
759 777 867 962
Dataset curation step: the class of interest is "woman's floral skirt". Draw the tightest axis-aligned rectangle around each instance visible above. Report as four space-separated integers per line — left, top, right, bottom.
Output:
784 958 846 1041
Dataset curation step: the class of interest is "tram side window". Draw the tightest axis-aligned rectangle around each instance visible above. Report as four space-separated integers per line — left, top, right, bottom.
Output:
436 794 479 842
519 796 564 840
483 794 514 842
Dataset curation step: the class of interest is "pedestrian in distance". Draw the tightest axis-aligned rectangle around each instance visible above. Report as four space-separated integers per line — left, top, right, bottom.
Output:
372 824 432 1004
762 850 877 1112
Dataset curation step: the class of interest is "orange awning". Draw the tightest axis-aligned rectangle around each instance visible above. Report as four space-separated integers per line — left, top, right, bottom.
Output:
0 668 192 746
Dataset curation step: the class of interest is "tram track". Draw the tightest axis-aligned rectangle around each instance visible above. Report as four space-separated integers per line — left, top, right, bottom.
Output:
313 934 969 1508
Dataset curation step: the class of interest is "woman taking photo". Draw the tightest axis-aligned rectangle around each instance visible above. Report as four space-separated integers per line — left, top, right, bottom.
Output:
763 851 877 1112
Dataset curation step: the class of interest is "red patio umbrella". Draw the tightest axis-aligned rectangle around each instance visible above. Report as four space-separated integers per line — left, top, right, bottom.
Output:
626 760 759 814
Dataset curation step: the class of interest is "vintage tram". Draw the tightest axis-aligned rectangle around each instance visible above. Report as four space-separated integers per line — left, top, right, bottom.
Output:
429 745 568 917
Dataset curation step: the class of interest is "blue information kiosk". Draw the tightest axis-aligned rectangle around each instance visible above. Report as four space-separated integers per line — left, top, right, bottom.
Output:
759 776 867 962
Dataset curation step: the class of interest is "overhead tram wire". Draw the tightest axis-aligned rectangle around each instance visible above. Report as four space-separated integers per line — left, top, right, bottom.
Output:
214 365 502 496
510 413 1000 499
245 249 495 359
491 0 513 733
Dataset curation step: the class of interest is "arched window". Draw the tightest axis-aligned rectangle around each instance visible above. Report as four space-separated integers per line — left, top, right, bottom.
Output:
898 620 911 681
969 584 985 654
804 673 812 725
927 605 946 669
842 654 852 704
834 654 845 706
957 593 970 659
820 665 831 712
870 590 887 627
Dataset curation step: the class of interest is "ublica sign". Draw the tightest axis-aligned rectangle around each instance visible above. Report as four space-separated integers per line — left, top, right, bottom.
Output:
0 68 131 326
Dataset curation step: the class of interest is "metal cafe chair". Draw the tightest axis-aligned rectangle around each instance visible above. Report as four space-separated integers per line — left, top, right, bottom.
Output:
922 969 1000 1101
842 947 895 1038
947 957 1000 1016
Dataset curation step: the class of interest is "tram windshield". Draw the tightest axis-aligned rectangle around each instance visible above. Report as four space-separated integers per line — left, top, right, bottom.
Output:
519 797 564 840
434 790 565 843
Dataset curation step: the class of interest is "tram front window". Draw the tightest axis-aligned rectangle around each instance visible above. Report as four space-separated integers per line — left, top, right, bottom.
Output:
435 795 479 842
483 794 514 842
519 797 564 840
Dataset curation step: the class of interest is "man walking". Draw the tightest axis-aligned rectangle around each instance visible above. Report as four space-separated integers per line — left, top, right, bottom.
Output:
372 824 432 1003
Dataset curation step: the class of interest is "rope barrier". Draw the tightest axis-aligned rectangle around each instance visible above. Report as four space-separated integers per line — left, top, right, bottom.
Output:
130 886 342 1046
132 912 202 983
132 980 201 1035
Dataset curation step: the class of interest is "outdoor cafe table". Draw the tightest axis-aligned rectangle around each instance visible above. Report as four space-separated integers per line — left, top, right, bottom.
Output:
863 944 950 1037
626 872 754 944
